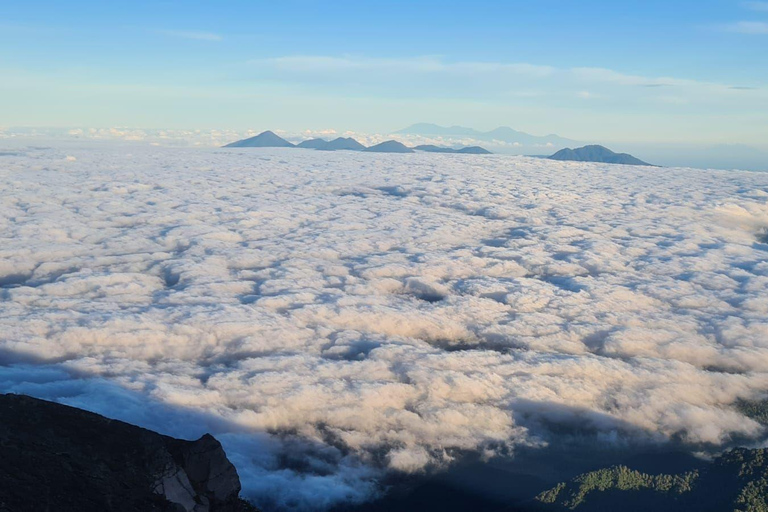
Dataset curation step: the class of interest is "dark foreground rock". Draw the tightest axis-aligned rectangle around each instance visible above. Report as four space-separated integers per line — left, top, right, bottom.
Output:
0 393 258 512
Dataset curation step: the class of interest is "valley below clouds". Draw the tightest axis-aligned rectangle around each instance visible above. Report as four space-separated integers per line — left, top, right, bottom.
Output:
2 143 768 509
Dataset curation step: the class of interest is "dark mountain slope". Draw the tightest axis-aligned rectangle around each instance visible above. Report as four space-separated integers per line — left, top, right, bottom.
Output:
0 393 258 512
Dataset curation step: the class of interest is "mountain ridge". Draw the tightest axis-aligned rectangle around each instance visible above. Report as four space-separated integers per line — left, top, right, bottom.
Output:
297 137 367 151
548 145 653 166
223 132 491 154
364 140 415 153
223 130 294 148
414 144 492 154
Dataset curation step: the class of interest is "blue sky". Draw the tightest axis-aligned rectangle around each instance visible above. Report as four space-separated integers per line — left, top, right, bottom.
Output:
1 0 767 146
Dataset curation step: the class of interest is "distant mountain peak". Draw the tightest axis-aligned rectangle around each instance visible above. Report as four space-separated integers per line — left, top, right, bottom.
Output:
224 130 294 148
413 144 457 153
296 138 329 149
548 144 653 166
325 137 366 151
458 146 492 154
364 140 415 153
413 144 492 154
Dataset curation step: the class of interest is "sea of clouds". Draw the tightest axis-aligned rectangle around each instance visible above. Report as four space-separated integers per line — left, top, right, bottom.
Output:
1 142 768 509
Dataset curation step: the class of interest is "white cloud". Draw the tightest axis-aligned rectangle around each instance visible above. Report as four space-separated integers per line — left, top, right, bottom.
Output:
248 55 766 106
2 144 768 509
744 1 768 12
570 67 680 87
721 21 768 34
256 55 555 77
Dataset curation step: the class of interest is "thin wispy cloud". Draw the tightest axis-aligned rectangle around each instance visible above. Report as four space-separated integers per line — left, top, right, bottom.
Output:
256 55 555 78
250 55 764 99
721 21 768 34
743 1 768 11
156 29 222 41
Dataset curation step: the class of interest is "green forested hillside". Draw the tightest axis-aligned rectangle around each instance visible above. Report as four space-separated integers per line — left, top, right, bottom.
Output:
535 448 768 512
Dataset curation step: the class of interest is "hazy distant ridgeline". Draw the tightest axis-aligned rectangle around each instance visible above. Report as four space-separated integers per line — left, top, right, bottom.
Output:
395 123 577 147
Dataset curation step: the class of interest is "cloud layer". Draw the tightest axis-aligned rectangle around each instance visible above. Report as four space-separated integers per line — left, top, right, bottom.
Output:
1 143 768 508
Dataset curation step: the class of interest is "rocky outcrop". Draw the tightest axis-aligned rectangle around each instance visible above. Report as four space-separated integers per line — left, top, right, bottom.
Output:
0 393 258 512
